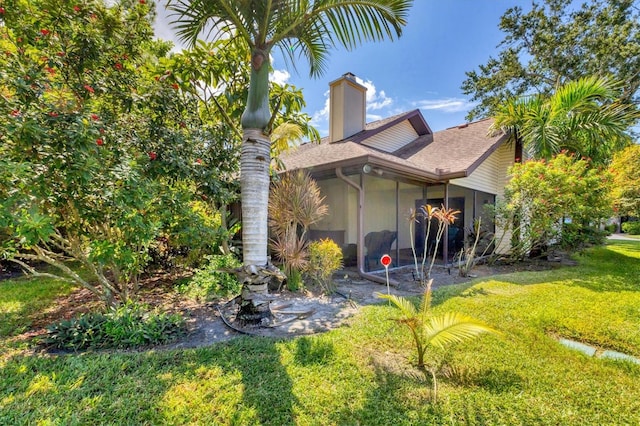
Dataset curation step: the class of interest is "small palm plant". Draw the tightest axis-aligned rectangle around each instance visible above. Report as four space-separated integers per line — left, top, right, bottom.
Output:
377 279 499 402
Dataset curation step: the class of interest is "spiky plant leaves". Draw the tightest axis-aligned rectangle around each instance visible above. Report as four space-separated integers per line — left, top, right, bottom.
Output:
268 170 328 281
268 170 328 237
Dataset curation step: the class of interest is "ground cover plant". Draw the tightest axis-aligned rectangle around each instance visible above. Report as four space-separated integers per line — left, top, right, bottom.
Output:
0 240 639 424
43 301 186 351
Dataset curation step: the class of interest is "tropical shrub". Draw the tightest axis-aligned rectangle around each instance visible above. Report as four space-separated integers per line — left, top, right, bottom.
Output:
178 253 242 301
268 171 328 287
285 267 305 292
498 153 614 257
559 222 609 250
622 221 640 235
43 302 186 351
0 0 240 307
305 238 343 293
610 145 640 218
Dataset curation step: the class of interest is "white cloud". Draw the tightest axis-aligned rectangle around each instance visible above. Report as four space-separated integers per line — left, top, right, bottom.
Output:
413 98 475 113
357 78 393 111
311 92 331 130
366 113 383 122
270 69 291 85
308 78 397 136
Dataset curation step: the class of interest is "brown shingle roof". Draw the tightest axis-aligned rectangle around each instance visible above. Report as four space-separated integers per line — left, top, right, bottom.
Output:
281 111 507 182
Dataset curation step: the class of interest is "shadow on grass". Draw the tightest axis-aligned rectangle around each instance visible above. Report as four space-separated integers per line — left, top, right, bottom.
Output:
326 356 525 424
328 361 435 424
0 335 303 425
0 278 74 338
293 336 336 366
441 364 524 394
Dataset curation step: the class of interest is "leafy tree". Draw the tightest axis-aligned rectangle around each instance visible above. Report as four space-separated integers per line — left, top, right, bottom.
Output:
610 144 640 218
497 153 614 257
168 0 413 321
0 0 238 307
492 76 639 165
462 0 640 121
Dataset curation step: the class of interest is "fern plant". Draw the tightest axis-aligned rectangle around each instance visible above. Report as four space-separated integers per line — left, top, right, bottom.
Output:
377 279 499 402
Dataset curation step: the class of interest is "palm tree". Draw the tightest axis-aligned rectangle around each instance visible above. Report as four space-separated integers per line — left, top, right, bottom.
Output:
491 76 639 165
377 279 499 402
168 0 412 320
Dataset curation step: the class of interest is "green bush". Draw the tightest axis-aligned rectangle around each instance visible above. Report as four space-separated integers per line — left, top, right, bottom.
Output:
43 302 185 351
179 253 241 301
305 239 343 293
559 223 608 251
622 221 640 235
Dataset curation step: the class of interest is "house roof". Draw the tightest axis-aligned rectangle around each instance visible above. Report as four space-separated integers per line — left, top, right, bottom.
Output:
281 110 509 183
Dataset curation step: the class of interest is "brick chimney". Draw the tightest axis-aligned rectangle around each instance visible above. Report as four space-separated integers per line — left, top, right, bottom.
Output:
329 72 367 143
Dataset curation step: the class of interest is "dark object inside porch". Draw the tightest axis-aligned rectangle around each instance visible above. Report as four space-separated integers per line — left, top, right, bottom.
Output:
364 230 397 271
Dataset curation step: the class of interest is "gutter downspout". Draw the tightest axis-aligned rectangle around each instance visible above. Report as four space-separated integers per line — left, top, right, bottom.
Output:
336 168 399 286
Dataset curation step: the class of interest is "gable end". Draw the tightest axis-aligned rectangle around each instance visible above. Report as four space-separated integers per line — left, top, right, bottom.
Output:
361 120 419 152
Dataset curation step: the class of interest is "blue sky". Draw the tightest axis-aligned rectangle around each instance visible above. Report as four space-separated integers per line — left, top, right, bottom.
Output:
153 1 532 135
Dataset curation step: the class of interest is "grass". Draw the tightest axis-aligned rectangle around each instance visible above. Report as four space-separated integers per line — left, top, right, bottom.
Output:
0 240 639 424
0 275 75 356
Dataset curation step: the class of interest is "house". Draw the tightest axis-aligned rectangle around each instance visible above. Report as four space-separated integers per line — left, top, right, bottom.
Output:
280 73 518 281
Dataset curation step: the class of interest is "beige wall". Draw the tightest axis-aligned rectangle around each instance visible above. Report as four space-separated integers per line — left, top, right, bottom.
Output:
313 177 358 244
451 143 513 194
398 183 424 250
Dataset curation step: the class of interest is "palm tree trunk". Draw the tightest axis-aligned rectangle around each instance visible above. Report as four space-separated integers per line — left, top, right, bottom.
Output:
236 49 285 323
240 128 271 267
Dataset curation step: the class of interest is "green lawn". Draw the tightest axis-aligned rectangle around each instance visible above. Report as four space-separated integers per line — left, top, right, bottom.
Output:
1 240 639 425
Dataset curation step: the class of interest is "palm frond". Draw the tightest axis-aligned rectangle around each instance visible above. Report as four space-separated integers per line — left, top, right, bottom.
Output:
278 0 411 77
318 0 411 49
167 0 238 47
419 279 433 318
270 122 306 156
424 312 499 349
376 292 418 319
494 75 637 164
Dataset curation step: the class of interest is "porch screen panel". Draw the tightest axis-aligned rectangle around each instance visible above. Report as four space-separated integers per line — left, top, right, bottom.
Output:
398 182 424 268
363 175 397 271
311 177 359 266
